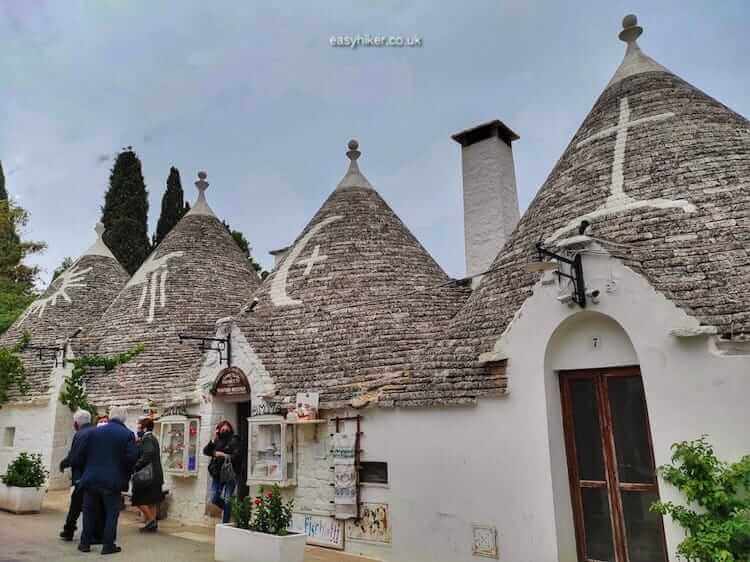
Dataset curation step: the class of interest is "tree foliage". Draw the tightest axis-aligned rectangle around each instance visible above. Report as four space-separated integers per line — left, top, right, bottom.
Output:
0 332 31 407
651 436 750 561
59 343 145 417
222 221 268 279
0 160 6 202
0 190 45 334
101 147 150 275
153 166 189 247
52 257 74 281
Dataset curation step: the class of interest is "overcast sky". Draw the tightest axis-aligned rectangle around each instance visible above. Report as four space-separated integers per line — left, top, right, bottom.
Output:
2 1 748 287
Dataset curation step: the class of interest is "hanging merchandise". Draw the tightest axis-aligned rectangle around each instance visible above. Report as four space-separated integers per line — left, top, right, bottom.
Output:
332 431 358 520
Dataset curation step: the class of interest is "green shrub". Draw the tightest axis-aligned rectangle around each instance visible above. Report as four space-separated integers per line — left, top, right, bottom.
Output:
229 485 294 536
651 436 750 562
1 452 48 488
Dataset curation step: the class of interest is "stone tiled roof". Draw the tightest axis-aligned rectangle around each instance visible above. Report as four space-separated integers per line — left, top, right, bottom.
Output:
84 181 260 408
236 142 471 408
387 18 750 406
1 226 129 401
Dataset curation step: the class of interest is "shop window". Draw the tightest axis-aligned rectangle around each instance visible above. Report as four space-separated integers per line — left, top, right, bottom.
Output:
3 427 15 448
158 416 200 477
360 461 388 485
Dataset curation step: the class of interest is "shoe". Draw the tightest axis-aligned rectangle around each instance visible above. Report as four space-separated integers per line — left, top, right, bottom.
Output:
60 530 74 541
77 544 91 553
101 545 122 555
139 519 158 533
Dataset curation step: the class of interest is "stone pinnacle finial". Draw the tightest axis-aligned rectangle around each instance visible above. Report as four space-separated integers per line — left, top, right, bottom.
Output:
82 221 117 259
337 138 373 190
195 171 209 193
95 222 105 238
619 14 643 43
346 139 361 161
186 170 216 217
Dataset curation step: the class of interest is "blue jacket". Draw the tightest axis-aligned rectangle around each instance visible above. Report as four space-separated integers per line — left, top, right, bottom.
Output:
71 420 139 493
60 422 95 485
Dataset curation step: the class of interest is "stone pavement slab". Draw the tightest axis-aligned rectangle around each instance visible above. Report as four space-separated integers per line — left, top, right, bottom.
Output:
0 490 376 562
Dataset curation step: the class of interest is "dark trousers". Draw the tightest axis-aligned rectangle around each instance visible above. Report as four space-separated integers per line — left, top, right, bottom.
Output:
64 486 104 540
81 489 120 548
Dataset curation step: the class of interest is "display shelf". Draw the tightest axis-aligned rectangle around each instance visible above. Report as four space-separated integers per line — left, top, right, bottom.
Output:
158 415 200 477
247 415 297 488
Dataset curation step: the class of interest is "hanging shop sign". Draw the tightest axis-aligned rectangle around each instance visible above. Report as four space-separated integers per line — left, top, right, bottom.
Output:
211 366 251 397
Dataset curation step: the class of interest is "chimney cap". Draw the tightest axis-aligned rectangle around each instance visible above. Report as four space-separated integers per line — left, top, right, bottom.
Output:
452 120 519 148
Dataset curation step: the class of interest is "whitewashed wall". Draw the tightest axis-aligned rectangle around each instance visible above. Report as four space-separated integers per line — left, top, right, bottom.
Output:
0 361 74 491
161 250 750 562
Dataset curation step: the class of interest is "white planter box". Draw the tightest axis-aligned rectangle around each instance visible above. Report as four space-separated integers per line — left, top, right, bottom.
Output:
215 523 306 562
0 483 46 514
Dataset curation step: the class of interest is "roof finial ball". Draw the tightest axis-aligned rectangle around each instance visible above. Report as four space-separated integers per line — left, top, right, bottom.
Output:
619 13 643 43
195 170 209 193
346 139 361 162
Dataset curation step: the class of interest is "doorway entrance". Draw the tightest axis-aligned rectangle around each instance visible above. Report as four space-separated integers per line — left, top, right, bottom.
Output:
559 367 667 562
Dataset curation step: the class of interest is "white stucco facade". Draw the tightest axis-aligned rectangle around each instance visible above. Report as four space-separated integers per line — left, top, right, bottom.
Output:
0 360 74 491
30 248 744 562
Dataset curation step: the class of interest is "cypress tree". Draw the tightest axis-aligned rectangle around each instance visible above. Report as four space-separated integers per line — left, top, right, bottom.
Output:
0 160 7 201
101 148 150 275
152 166 188 247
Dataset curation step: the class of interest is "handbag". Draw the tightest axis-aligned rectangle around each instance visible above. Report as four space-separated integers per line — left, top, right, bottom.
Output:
219 457 236 483
132 463 154 489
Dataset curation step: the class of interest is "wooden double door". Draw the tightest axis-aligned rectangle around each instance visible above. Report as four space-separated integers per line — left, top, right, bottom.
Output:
560 367 668 562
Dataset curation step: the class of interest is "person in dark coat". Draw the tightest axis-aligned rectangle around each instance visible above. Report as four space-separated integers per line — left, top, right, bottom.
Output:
70 405 138 555
203 420 242 523
59 409 103 542
131 417 164 532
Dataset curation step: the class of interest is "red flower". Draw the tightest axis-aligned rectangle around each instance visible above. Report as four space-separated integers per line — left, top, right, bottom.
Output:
254 498 262 505
266 492 273 500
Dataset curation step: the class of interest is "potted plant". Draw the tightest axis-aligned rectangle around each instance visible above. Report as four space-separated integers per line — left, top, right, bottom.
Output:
0 452 48 513
215 484 306 562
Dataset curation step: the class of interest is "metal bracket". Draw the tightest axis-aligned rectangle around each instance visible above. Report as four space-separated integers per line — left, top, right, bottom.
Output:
27 346 66 367
535 242 587 308
178 334 231 366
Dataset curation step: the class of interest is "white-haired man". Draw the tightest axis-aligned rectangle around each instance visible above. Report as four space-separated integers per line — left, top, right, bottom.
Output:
59 409 100 541
70 406 138 555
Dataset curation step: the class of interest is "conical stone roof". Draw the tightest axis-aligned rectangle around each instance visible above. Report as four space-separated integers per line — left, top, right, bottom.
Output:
0 224 129 401
84 173 260 408
390 15 750 406
237 141 470 408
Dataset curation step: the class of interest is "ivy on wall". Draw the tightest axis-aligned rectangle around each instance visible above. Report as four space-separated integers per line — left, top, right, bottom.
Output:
59 343 145 416
0 331 31 407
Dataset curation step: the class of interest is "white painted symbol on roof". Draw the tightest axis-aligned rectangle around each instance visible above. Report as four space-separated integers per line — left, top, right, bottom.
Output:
547 96 696 243
270 215 343 307
19 262 92 323
126 251 185 323
296 245 328 277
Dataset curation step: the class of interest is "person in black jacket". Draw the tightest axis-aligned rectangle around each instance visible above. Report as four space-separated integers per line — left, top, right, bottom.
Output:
203 420 241 523
131 417 164 532
59 409 103 542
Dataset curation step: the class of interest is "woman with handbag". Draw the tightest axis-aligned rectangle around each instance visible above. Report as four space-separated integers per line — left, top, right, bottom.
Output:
203 420 241 524
131 418 164 532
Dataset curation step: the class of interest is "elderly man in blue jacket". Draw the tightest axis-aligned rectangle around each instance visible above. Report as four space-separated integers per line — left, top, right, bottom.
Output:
59 409 102 542
70 405 138 555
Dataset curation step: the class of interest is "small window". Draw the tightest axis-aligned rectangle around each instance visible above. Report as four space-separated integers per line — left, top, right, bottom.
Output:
360 461 388 484
3 427 15 448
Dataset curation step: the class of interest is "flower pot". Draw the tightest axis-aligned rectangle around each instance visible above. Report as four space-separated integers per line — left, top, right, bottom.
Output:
0 482 46 514
214 523 307 562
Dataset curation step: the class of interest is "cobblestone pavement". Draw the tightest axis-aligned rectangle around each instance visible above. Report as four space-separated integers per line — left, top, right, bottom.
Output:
0 490 374 562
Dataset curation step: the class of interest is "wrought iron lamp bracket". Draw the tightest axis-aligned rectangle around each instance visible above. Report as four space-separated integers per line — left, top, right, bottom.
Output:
177 334 232 366
535 242 587 308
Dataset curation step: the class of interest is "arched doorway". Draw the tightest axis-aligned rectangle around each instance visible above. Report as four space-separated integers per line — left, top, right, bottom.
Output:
546 312 667 562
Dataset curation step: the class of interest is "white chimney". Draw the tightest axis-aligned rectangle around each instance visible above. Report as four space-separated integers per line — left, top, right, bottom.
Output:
269 246 291 268
452 120 520 284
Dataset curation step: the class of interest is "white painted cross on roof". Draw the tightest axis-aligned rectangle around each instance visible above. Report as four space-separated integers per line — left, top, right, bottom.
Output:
296 245 328 277
547 96 697 243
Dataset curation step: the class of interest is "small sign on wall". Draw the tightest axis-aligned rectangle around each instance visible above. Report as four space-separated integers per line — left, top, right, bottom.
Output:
211 366 251 397
472 523 499 558
346 503 392 544
290 512 344 550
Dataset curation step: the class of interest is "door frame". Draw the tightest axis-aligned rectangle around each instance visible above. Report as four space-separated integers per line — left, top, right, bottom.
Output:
559 366 668 562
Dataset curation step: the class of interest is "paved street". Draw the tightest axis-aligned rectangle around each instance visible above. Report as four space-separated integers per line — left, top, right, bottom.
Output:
0 490 374 562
